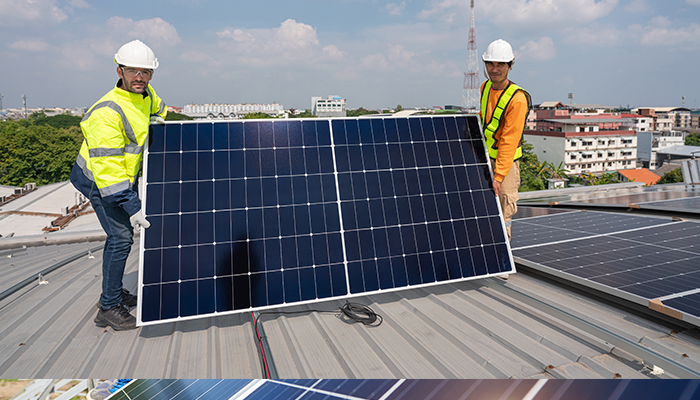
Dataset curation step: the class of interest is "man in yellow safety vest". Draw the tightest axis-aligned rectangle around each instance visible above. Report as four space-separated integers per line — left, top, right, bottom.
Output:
70 40 167 330
480 39 531 244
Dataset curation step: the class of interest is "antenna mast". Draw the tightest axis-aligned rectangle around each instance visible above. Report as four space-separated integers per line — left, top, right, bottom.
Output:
462 0 479 112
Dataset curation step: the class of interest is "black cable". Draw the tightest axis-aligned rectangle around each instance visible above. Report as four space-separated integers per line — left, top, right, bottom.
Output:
339 301 383 326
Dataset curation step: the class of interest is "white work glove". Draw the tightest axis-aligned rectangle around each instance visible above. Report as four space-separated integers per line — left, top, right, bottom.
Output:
130 210 151 229
150 116 165 124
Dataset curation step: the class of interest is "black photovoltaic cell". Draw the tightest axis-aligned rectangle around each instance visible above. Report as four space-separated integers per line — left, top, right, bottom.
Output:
110 379 696 400
512 211 700 323
510 210 672 249
138 116 512 325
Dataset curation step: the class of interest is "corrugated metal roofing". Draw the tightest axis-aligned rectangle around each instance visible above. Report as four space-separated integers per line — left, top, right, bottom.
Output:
2 238 700 380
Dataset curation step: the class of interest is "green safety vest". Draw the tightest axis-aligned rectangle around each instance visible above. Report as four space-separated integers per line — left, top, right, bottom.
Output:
480 80 531 161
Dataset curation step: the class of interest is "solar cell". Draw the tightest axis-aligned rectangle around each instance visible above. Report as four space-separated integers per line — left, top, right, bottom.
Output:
512 212 700 324
138 115 513 325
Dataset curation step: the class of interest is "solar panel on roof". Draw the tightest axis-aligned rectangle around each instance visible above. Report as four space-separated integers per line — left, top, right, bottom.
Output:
511 212 700 325
138 115 513 325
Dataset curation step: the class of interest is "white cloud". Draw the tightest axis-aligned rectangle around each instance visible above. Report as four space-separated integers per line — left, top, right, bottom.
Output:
0 0 67 27
68 0 90 8
624 0 648 12
565 25 622 44
687 0 700 5
9 39 49 52
214 19 326 66
417 0 462 22
480 0 619 28
516 37 556 61
106 17 182 49
650 16 672 27
272 19 319 50
385 2 407 16
322 45 346 59
639 23 700 46
361 53 389 70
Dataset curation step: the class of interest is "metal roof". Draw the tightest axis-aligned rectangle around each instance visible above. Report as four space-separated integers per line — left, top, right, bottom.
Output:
2 181 700 380
2 235 700 379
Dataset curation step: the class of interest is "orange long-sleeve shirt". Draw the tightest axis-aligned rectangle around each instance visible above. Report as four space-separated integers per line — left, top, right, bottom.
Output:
480 81 529 182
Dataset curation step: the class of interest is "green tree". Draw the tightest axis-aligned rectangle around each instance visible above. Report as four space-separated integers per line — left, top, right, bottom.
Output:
0 121 82 186
241 112 273 119
686 132 700 146
658 167 684 184
347 107 379 117
289 110 315 118
519 139 547 191
165 111 194 121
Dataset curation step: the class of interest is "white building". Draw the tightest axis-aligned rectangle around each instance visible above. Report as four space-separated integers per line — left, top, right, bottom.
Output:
182 103 284 119
636 130 686 170
312 96 346 117
631 107 692 130
525 122 637 176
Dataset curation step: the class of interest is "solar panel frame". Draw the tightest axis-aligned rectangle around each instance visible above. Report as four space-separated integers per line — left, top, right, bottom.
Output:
137 115 514 326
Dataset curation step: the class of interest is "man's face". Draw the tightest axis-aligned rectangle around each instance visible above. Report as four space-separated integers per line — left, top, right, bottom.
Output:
117 66 153 94
485 61 510 85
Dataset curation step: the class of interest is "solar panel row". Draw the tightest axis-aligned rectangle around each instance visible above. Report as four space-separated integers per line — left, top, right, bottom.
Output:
511 211 700 326
110 378 699 400
138 116 513 325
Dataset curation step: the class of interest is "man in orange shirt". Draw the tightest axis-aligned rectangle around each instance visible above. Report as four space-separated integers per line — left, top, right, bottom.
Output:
479 39 531 242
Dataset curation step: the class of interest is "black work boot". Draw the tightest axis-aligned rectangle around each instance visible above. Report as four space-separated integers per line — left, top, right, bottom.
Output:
121 288 137 308
95 304 137 331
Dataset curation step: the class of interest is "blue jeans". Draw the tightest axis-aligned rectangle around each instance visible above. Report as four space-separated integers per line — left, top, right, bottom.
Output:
91 196 134 310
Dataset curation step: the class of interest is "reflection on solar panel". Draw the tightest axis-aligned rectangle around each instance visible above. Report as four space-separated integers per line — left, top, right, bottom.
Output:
512 211 700 326
109 378 699 399
138 116 513 325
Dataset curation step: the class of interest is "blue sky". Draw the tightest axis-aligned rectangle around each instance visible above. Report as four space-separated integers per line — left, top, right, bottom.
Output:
1 0 699 111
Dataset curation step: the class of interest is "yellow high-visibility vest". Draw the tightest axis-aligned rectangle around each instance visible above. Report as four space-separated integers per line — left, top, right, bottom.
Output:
480 80 531 160
71 82 166 215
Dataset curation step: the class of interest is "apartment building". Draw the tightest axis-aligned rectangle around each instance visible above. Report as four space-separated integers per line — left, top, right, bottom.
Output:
524 120 637 176
312 95 347 117
633 107 692 130
637 130 686 169
183 103 285 119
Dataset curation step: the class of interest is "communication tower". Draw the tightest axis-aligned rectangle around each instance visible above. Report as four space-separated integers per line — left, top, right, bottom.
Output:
461 0 479 112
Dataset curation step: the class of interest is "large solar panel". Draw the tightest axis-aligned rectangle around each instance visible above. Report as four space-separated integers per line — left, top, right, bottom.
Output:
109 379 699 399
511 211 700 326
138 116 513 325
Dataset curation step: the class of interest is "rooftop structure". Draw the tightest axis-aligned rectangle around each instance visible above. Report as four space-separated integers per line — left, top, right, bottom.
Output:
311 96 346 117
617 168 661 185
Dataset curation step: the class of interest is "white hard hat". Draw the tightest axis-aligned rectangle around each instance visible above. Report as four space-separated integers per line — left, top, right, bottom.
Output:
482 39 515 63
114 40 159 69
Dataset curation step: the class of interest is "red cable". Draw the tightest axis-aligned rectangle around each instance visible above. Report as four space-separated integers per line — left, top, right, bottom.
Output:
252 311 271 379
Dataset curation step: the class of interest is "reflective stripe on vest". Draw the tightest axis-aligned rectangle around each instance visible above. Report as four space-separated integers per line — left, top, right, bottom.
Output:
480 80 530 161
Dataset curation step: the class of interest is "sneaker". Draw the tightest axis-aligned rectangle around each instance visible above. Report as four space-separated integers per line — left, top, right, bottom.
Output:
87 379 132 400
121 288 137 308
95 305 137 331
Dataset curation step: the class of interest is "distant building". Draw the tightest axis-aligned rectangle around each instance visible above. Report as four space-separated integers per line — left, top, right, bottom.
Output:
636 130 686 169
312 96 346 117
525 118 637 176
691 110 700 130
182 103 284 119
632 107 692 130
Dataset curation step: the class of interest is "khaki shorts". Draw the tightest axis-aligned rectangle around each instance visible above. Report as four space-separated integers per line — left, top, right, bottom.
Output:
490 159 520 241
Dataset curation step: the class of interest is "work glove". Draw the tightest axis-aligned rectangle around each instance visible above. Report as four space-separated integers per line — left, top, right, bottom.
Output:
150 116 165 124
130 210 151 229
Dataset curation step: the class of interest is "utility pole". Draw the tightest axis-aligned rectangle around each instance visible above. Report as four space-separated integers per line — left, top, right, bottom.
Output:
21 94 27 118
461 0 479 112
0 93 3 112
